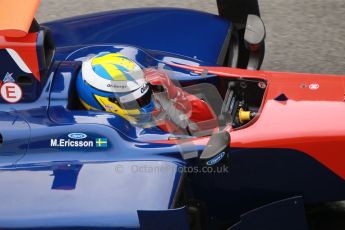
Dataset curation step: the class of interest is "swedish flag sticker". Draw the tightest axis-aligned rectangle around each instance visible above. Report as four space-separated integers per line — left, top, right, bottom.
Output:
96 138 108 148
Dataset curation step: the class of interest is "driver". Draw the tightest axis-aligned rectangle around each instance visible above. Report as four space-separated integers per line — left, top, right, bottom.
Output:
76 52 217 135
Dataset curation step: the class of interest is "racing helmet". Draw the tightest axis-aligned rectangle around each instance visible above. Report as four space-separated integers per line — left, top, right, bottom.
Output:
76 53 154 123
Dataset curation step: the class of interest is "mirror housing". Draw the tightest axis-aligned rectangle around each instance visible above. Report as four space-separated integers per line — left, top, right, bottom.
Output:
244 14 266 51
244 14 266 70
200 131 230 166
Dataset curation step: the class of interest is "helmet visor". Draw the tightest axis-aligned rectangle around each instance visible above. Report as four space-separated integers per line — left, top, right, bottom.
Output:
109 87 153 110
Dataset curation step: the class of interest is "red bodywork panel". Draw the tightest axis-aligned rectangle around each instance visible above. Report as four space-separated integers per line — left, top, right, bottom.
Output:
0 0 41 81
171 64 345 180
0 33 40 81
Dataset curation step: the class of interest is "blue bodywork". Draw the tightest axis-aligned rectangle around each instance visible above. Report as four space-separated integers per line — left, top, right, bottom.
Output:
44 8 231 65
0 53 200 229
0 6 326 230
0 7 230 229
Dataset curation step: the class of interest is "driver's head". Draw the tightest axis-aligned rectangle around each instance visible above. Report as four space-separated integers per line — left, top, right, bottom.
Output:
76 53 154 123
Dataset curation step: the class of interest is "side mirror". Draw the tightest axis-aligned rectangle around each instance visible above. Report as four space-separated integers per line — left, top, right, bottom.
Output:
244 14 266 70
200 131 230 166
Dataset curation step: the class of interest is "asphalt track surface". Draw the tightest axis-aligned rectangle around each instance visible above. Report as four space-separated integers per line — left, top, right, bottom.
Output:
37 0 345 75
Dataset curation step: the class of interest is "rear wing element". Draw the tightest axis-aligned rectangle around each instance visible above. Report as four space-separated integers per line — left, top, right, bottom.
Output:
0 0 40 37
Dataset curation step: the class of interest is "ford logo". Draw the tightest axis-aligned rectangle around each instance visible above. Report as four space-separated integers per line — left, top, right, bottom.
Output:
68 133 87 140
206 152 225 166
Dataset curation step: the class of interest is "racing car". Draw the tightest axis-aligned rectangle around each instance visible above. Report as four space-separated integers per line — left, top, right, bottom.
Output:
0 0 344 229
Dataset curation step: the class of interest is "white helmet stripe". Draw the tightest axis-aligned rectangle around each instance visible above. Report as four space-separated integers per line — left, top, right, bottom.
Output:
82 59 146 93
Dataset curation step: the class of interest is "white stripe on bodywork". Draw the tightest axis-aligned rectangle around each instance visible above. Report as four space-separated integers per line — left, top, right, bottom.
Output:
6 48 32 73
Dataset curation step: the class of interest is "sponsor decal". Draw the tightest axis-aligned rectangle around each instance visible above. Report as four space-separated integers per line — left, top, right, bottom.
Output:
104 104 115 110
206 152 226 166
0 82 23 103
96 138 108 148
2 72 15 83
50 139 94 148
50 134 108 148
140 83 149 94
309 83 319 90
258 81 267 89
107 83 127 90
68 133 87 140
